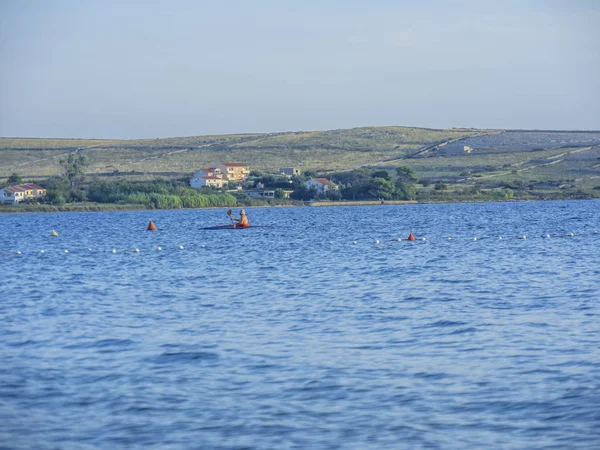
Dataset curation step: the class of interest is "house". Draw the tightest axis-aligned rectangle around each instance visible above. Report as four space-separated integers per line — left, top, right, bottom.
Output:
1 187 25 205
214 162 249 181
245 189 276 199
190 162 249 189
280 167 300 177
190 175 227 189
192 167 222 179
305 178 337 195
22 183 47 198
1 183 47 205
244 189 294 199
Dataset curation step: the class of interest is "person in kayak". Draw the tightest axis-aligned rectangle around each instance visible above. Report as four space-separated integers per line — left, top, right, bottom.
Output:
231 209 249 228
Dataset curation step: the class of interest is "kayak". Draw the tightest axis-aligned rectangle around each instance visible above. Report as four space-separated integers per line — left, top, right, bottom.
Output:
201 225 274 230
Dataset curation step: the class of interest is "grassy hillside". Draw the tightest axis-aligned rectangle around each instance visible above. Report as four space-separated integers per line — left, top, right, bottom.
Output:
2 127 600 200
0 127 486 179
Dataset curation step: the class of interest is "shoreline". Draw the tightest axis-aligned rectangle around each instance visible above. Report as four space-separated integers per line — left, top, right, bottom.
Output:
0 197 598 214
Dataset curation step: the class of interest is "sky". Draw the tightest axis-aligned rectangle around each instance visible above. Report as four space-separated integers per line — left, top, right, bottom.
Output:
0 0 598 139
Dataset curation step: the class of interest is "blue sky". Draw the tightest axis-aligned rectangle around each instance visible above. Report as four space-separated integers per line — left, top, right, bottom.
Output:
1 0 598 139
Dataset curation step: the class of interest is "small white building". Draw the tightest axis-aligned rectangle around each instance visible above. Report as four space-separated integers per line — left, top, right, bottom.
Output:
190 176 227 189
1 187 24 205
245 189 276 199
305 178 337 195
280 167 300 177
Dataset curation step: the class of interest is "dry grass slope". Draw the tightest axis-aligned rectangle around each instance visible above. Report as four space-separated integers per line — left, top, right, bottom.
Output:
0 127 484 180
2 128 599 197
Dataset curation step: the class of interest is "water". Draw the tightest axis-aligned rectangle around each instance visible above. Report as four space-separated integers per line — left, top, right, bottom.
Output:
1 201 599 449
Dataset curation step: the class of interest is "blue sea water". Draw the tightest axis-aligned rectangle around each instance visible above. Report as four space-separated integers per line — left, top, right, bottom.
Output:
1 200 599 449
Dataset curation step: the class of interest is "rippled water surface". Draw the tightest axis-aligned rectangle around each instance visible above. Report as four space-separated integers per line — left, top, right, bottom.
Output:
1 201 600 449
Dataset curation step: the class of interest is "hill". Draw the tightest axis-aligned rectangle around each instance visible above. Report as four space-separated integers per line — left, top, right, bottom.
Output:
2 126 600 200
0 127 489 179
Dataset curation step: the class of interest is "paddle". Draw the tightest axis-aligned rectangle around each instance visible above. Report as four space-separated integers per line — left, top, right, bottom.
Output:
226 209 235 227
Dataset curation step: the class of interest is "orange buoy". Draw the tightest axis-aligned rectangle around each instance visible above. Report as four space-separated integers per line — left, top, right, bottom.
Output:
147 219 157 231
407 230 415 241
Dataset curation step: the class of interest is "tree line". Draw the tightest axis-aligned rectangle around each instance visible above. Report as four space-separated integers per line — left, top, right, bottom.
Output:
287 166 419 201
5 155 238 209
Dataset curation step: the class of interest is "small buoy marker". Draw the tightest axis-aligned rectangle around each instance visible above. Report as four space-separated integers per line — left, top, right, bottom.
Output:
50 230 58 237
498 236 503 240
88 248 93 252
352 241 357 245
64 249 69 253
396 238 402 241
473 237 478 241
134 248 140 253
568 232 574 237
375 239 380 244
147 220 157 231
179 245 184 250
520 235 527 240
421 237 426 241
447 237 452 240
112 249 117 253
407 230 415 241
40 250 45 254
16 251 21 255
545 234 551 238
157 246 162 251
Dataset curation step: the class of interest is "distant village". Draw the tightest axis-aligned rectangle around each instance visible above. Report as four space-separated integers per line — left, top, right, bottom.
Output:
1 162 338 205
188 162 336 200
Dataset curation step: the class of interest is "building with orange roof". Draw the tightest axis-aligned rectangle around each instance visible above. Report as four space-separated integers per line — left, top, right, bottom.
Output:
214 162 249 181
1 183 47 205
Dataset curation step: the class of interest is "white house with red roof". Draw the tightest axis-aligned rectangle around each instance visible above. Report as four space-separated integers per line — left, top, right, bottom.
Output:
190 175 227 189
190 162 249 189
305 178 337 195
1 183 47 205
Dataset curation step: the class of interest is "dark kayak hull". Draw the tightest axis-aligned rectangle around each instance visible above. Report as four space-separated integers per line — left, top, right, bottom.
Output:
201 225 274 230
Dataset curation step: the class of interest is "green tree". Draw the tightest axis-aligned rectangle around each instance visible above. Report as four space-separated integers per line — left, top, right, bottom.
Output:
44 177 70 204
394 165 418 200
368 178 396 199
334 169 372 200
291 186 317 201
395 165 418 183
396 183 416 200
46 190 67 205
492 188 514 200
371 170 390 181
59 154 88 188
7 172 23 185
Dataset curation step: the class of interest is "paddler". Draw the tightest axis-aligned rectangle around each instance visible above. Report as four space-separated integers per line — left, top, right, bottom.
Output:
231 209 249 228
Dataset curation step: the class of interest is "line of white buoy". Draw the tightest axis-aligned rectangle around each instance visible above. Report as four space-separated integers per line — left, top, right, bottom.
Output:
349 230 598 245
3 231 598 255
3 244 193 256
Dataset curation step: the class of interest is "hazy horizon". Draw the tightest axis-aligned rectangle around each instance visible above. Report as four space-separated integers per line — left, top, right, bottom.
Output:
1 0 598 140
